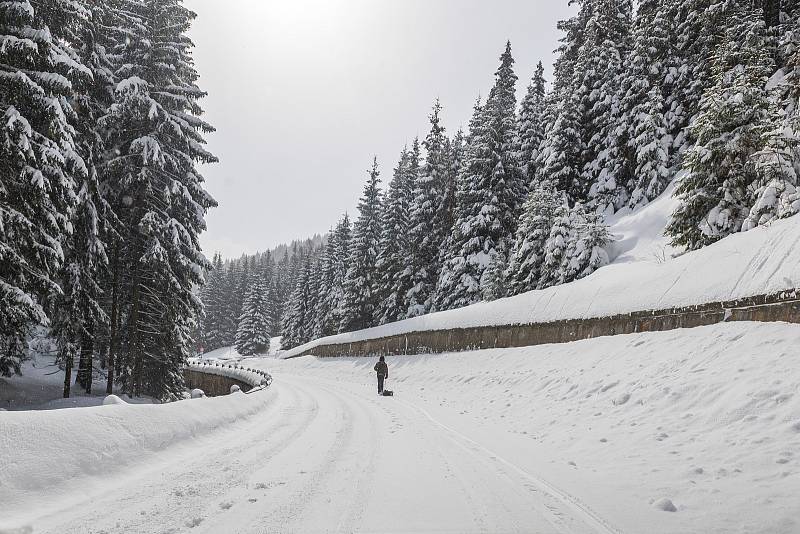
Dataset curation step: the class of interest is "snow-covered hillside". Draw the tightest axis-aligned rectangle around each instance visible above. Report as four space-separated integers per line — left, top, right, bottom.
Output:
5 322 798 533
285 186 800 357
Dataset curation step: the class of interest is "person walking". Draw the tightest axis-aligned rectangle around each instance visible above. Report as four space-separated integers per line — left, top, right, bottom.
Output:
374 356 388 395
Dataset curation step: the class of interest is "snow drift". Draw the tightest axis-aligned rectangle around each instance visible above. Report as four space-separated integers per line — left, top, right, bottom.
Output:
0 387 273 522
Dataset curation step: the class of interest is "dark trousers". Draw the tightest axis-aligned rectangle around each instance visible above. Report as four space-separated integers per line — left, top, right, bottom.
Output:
377 375 385 393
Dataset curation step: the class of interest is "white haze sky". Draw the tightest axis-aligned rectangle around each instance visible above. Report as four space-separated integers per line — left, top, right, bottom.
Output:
185 0 576 259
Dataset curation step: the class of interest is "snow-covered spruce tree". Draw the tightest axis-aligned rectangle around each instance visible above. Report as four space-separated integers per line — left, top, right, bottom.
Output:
258 251 278 337
538 203 571 289
200 253 227 351
216 261 240 346
319 214 351 336
229 254 252 328
582 0 635 216
481 251 508 302
516 61 547 184
281 252 313 349
621 0 674 209
667 8 779 250
302 252 323 342
234 273 272 356
741 5 800 228
101 0 217 399
505 181 562 296
0 0 90 376
310 224 340 338
376 147 414 324
536 1 594 203
563 206 612 282
339 158 384 333
537 201 611 289
667 0 733 156
393 138 421 316
39 1 122 396
441 128 465 239
272 249 292 331
433 98 484 312
434 42 522 311
742 4 800 232
743 133 799 230
405 102 449 318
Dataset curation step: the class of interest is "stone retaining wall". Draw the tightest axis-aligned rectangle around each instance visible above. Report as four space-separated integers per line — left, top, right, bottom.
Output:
289 292 800 358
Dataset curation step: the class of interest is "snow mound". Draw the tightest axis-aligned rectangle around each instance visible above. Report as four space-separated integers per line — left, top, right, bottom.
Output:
190 388 206 399
653 498 677 512
230 384 241 394
102 395 127 406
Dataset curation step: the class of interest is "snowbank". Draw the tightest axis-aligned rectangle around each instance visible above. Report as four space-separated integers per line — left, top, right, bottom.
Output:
268 322 800 533
285 198 800 358
0 386 273 517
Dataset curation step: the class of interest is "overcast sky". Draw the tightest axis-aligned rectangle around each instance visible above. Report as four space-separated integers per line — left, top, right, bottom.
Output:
185 0 576 259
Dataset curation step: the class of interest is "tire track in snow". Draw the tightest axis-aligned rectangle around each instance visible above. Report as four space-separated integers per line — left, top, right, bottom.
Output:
326 377 554 533
395 397 622 534
254 377 358 533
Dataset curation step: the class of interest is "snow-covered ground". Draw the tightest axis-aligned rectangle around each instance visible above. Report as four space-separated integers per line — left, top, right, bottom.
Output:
200 336 283 363
284 185 800 357
0 355 156 411
3 321 798 533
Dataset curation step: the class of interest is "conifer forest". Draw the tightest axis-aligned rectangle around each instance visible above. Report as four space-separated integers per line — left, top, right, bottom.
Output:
2 0 799 399
206 0 800 353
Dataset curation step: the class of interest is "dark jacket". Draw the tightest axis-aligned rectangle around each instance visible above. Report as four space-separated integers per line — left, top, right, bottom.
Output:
374 361 388 378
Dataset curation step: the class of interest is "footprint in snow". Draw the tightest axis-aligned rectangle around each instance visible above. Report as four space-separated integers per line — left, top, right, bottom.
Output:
185 517 204 528
219 501 233 510
613 393 631 406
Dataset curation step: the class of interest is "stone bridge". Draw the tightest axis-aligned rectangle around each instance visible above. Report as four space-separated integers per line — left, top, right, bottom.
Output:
184 360 272 396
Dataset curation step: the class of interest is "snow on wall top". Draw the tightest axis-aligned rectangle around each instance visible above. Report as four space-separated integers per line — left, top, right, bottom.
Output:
284 197 800 358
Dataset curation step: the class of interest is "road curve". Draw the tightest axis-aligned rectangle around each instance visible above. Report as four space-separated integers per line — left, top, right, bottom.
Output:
29 372 618 534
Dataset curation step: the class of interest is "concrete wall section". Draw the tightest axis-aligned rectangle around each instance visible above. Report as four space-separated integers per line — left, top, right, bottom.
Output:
289 292 800 359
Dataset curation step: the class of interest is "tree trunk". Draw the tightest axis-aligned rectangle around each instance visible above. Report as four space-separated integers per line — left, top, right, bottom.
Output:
63 350 73 398
762 0 781 28
128 267 143 398
106 245 121 395
78 321 94 394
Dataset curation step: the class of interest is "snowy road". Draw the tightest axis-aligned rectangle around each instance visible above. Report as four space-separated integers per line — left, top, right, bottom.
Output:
10 322 800 534
27 373 615 534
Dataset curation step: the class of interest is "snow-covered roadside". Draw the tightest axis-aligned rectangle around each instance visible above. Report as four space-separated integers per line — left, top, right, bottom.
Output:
0 385 273 524
284 190 800 358
263 322 800 533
